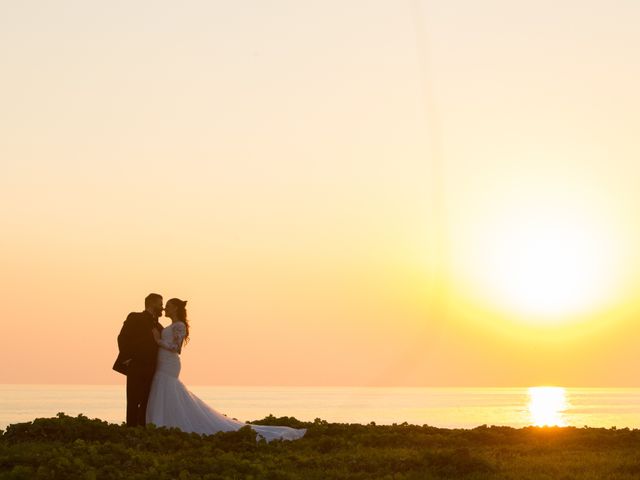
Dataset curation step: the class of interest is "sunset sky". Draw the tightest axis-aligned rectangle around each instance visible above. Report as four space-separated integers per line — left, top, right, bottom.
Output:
1 0 639 386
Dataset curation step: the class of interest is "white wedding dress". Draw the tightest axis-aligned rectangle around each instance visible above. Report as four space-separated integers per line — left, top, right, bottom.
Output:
146 322 306 442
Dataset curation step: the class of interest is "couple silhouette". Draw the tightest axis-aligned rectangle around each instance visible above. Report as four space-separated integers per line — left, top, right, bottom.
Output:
113 293 306 442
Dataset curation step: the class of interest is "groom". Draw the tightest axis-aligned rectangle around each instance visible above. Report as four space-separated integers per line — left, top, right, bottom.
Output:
113 293 164 426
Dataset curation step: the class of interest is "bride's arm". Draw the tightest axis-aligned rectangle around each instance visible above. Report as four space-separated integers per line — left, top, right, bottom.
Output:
154 328 177 352
155 324 185 353
171 323 186 354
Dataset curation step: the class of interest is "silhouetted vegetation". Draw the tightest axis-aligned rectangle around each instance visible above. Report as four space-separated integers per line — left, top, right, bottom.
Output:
2 413 640 479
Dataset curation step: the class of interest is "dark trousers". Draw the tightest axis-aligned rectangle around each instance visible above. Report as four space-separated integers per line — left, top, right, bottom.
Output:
126 365 154 426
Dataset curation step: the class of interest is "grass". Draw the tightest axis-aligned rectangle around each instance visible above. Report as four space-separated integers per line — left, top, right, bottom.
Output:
1 413 640 479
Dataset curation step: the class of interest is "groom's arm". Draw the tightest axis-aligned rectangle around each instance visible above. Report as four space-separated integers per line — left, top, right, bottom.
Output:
117 314 137 360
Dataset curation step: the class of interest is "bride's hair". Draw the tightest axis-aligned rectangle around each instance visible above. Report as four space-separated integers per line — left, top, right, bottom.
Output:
168 298 190 345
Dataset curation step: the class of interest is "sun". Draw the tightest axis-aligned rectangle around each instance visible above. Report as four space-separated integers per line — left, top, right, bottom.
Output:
486 218 613 318
462 199 624 324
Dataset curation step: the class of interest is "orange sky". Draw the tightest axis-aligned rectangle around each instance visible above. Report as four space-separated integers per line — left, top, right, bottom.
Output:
1 0 639 386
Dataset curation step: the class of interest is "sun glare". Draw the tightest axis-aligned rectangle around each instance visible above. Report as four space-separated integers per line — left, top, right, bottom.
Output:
528 386 568 427
465 200 624 324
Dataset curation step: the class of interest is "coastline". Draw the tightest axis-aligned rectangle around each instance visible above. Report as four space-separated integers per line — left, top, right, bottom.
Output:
3 384 640 432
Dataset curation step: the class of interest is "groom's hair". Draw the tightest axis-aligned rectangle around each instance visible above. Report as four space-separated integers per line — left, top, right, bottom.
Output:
145 293 163 308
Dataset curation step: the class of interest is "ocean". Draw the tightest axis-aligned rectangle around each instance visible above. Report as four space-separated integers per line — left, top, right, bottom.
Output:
2 385 639 431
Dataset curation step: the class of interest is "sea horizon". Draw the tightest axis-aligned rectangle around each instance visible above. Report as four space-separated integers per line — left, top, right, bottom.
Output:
3 384 640 432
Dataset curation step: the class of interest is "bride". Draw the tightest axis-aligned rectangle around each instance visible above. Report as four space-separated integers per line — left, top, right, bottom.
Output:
146 298 306 442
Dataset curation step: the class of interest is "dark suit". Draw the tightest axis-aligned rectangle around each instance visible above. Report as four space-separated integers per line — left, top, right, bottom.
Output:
113 311 163 426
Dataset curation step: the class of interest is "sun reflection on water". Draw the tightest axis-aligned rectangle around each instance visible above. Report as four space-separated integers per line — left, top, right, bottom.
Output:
528 386 568 427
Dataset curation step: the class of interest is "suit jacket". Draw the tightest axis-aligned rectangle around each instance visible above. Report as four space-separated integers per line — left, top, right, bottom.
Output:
113 311 163 376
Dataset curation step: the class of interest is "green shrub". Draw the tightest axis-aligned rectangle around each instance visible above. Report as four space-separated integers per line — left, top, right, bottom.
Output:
2 414 640 479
